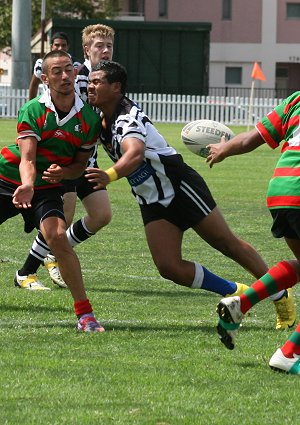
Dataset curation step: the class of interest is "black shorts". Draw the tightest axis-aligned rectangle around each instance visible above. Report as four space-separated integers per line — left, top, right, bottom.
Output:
140 166 216 231
63 172 106 200
270 208 300 239
0 180 65 233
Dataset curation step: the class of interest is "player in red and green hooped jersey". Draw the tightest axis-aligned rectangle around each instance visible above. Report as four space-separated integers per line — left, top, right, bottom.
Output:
0 93 98 188
0 49 104 332
207 90 300 374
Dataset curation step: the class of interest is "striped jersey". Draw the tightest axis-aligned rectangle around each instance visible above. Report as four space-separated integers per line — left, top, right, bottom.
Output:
75 59 99 167
99 96 187 206
0 89 100 189
256 91 300 209
75 59 91 103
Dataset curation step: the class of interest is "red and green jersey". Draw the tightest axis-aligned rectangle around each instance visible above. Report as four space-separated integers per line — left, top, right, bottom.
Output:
0 90 101 189
256 91 300 209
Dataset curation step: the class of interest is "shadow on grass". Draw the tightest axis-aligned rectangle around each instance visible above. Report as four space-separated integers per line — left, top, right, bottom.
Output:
0 321 75 330
101 321 275 334
0 317 276 334
0 303 70 314
88 286 215 298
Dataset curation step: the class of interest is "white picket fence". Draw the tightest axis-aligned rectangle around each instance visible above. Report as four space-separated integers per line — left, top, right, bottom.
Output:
0 85 282 126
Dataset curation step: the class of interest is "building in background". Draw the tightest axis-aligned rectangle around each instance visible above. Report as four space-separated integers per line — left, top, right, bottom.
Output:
0 49 11 84
4 0 300 98
118 0 300 98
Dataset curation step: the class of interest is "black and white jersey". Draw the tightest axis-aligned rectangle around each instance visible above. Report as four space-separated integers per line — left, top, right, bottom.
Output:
33 55 81 80
75 59 91 103
74 59 99 166
100 96 187 207
33 58 44 79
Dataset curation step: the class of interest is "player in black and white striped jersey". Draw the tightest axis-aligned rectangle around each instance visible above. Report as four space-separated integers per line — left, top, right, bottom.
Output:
84 60 271 301
75 24 114 102
29 31 81 100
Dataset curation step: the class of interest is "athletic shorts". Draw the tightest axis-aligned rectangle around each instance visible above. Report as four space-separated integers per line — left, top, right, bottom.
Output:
63 172 106 200
139 166 216 231
270 208 300 239
0 179 65 233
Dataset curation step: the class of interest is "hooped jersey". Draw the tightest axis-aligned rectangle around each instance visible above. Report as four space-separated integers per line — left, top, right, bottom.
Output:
256 91 300 209
0 89 100 189
99 96 186 206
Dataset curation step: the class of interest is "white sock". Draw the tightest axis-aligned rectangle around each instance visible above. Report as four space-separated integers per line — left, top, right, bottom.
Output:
191 262 204 289
269 289 286 301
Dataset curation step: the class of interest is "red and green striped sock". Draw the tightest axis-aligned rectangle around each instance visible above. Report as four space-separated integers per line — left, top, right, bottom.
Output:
281 324 300 357
239 261 298 314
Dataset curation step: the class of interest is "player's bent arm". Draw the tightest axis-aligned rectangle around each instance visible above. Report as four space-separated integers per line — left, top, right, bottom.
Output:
62 150 91 179
112 137 145 178
13 137 37 208
29 74 41 100
42 151 91 183
85 137 145 188
207 128 265 167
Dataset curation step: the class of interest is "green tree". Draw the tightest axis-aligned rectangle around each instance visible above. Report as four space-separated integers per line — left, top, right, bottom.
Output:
0 0 13 50
0 0 119 50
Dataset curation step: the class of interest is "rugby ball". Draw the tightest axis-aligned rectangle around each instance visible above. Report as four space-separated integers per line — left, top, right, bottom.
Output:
181 119 235 158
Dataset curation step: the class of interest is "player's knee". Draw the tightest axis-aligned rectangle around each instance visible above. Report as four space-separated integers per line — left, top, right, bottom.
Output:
87 209 112 232
156 262 177 281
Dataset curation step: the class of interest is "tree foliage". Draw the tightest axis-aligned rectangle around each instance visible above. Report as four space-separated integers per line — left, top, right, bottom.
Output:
0 0 119 50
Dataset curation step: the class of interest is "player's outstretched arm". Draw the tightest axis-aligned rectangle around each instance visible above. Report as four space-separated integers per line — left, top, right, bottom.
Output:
206 128 264 168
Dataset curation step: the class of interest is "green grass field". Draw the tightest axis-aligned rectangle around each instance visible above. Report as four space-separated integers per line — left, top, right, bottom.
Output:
0 119 299 425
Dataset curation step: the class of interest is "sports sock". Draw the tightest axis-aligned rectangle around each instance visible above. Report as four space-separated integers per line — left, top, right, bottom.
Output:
18 231 50 275
67 218 95 247
74 299 93 317
281 324 300 357
191 262 237 296
239 261 298 314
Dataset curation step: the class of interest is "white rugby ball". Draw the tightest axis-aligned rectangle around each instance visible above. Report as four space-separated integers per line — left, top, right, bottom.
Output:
181 119 235 158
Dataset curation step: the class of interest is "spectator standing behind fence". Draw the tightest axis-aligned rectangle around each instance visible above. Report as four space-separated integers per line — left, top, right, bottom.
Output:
29 31 81 100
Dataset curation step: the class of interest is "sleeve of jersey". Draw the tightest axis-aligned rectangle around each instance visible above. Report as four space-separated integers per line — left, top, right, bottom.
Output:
33 58 43 79
119 116 146 144
16 105 41 141
74 75 88 102
256 99 289 149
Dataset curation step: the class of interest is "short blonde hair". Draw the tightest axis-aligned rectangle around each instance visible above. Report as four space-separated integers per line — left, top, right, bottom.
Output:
82 24 115 48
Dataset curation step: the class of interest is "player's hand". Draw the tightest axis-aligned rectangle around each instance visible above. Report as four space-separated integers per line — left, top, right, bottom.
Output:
12 184 34 209
206 137 227 168
85 167 110 189
42 164 64 183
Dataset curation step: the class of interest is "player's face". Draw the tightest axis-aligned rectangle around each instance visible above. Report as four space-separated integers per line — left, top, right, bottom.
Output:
88 70 115 107
42 56 75 96
51 38 69 51
85 36 113 67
